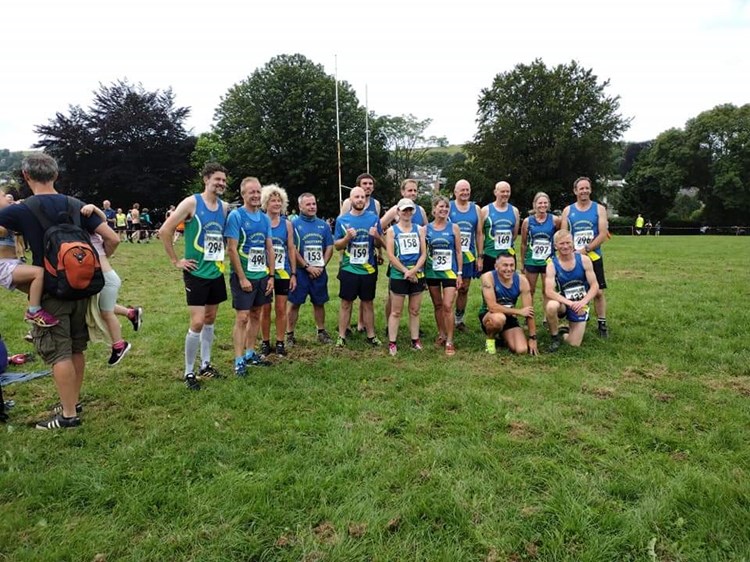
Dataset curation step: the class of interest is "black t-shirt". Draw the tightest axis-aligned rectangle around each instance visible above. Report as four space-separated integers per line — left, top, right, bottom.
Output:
0 194 104 267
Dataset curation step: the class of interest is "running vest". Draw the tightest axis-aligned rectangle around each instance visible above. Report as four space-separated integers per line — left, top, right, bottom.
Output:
389 223 423 280
479 270 521 314
524 213 556 267
552 253 589 302
293 215 333 269
184 194 226 279
450 201 480 263
225 207 272 280
269 216 291 280
425 222 458 279
365 197 380 216
482 203 517 258
566 202 602 258
335 211 381 274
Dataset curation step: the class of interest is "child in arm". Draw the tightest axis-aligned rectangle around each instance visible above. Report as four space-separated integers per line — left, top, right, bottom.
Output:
0 192 59 327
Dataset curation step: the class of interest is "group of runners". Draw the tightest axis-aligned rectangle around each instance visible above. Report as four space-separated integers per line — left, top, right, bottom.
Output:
0 154 612 427
158 164 610 391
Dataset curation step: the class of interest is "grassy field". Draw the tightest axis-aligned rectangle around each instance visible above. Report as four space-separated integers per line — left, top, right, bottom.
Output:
1 235 748 561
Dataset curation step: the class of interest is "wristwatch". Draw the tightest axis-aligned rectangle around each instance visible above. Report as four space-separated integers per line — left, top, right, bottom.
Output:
528 335 537 340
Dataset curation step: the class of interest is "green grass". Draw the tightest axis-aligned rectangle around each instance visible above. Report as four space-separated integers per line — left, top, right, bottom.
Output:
1 236 749 561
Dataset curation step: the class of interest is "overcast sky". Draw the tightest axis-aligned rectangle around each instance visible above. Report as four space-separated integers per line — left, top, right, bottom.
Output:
2 0 747 152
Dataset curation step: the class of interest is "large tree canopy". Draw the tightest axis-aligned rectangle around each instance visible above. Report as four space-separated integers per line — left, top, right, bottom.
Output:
683 104 750 225
618 129 688 220
469 59 630 208
214 54 391 216
35 80 195 209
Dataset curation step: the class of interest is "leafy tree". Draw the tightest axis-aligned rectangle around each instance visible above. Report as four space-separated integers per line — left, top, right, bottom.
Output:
34 80 196 209
682 104 750 225
374 114 448 183
188 132 231 197
669 192 703 221
213 54 392 216
469 59 630 209
617 129 688 220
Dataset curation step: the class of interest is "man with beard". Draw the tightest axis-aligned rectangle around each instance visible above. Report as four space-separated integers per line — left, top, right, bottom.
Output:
159 163 230 390
334 187 383 347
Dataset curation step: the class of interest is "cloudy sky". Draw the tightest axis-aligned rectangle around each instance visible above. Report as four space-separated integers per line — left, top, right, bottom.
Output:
2 0 747 151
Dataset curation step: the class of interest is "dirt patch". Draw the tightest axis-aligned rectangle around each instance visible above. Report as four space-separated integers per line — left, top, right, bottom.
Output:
705 376 750 397
622 364 670 380
313 521 337 544
361 411 382 424
386 516 401 533
485 548 499 562
525 541 539 558
274 534 296 547
507 421 535 439
654 392 675 402
582 384 615 399
670 451 689 461
520 505 539 518
348 523 367 538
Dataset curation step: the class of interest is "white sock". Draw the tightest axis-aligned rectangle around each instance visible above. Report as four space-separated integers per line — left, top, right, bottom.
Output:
184 330 201 376
200 324 216 368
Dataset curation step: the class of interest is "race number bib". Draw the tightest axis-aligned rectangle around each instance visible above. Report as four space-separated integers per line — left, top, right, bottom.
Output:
563 283 586 302
432 248 452 272
574 229 594 251
273 245 285 270
532 239 551 260
398 232 419 256
494 229 512 251
349 241 369 265
246 247 266 272
204 232 224 262
304 245 324 267
460 231 471 252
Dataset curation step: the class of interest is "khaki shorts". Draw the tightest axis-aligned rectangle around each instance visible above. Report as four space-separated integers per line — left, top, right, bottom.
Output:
31 295 89 365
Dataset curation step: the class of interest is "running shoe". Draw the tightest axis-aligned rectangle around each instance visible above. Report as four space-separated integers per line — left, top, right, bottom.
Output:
548 336 562 353
367 336 382 347
24 309 60 328
275 341 287 356
259 341 272 358
108 341 132 366
388 342 397 356
317 330 333 344
485 338 497 355
434 335 446 348
335 336 346 348
285 332 296 348
445 342 456 356
246 353 272 367
199 363 222 378
185 373 201 390
411 339 423 351
128 306 143 332
234 360 247 377
35 414 81 430
597 322 609 339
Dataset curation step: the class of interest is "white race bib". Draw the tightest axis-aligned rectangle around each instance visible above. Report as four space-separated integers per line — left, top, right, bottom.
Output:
460 231 471 252
432 248 452 271
397 232 419 256
574 229 594 251
246 247 266 272
304 245 324 267
563 283 586 302
494 229 512 250
273 245 285 270
204 232 224 262
349 241 369 265
532 239 551 260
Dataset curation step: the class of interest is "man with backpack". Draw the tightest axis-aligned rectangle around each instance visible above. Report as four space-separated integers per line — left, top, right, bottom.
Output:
0 153 120 429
